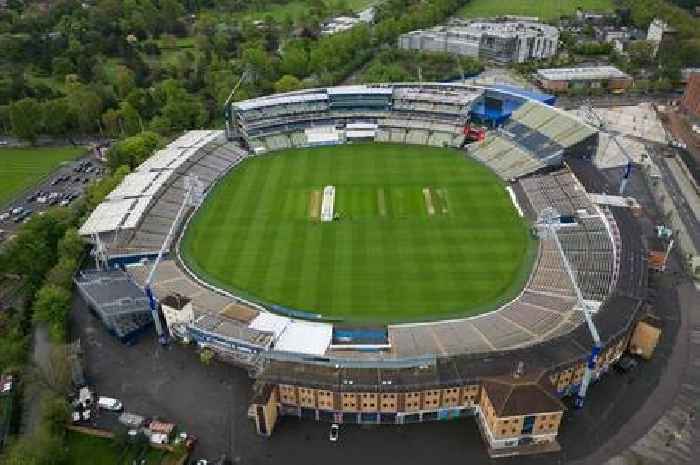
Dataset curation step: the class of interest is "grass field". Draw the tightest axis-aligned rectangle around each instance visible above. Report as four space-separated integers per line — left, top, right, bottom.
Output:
458 0 615 21
0 147 84 207
65 431 170 465
181 144 535 323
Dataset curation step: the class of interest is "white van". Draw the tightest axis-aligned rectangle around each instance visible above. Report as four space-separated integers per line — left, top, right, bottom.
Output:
97 396 123 411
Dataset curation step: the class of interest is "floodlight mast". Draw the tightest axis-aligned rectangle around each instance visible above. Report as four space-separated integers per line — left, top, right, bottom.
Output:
144 176 204 345
536 208 602 409
580 102 634 196
224 70 250 141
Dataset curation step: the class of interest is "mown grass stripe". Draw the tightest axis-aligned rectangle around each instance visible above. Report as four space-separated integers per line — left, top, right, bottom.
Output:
181 143 535 323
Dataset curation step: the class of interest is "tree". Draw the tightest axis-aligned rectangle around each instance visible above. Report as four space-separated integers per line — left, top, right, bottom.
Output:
0 209 73 290
628 40 657 69
274 74 303 93
46 256 78 290
280 41 309 78
241 45 276 84
33 284 72 341
58 228 85 260
119 101 143 135
101 108 121 137
160 0 185 35
115 65 136 98
66 84 104 134
9 97 42 143
200 347 214 365
107 131 161 170
42 98 73 137
38 368 73 408
0 318 27 372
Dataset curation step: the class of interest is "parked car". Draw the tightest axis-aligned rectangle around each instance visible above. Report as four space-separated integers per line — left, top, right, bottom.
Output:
329 423 339 442
0 212 10 221
97 396 123 411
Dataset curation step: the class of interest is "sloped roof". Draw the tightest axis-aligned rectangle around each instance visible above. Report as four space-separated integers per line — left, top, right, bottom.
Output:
483 371 564 417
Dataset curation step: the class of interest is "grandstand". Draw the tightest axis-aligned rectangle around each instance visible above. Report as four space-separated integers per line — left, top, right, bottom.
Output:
77 83 648 457
74 269 153 343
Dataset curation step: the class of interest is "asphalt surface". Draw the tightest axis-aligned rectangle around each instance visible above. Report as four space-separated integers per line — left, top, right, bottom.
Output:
0 152 104 240
653 152 700 252
69 258 684 465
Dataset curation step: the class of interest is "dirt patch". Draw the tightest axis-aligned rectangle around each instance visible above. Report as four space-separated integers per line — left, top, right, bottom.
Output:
434 188 449 214
377 188 387 217
422 188 436 216
308 190 321 220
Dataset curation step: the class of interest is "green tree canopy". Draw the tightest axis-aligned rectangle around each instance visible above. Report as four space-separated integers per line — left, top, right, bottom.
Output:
9 97 42 143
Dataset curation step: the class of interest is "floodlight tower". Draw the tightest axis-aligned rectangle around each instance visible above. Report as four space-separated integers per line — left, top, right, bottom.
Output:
579 102 634 195
536 208 602 409
224 71 250 141
144 176 204 344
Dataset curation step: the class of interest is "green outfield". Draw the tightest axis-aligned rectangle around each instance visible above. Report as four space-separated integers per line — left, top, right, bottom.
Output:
181 144 535 323
0 146 84 206
459 0 615 21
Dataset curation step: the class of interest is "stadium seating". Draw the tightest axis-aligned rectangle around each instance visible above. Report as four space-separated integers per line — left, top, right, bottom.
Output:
518 171 617 301
511 102 596 149
467 135 545 179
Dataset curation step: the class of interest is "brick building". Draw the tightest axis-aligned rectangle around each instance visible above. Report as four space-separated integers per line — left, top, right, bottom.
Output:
535 66 633 94
681 72 700 119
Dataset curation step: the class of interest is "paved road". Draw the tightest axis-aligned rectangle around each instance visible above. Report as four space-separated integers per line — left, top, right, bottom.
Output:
650 150 700 252
20 324 52 436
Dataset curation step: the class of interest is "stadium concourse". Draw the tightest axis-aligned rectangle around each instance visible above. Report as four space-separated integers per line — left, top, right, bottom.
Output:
76 83 648 457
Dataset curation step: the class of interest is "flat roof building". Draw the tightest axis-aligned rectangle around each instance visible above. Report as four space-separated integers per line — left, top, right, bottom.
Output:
536 66 633 93
398 19 559 64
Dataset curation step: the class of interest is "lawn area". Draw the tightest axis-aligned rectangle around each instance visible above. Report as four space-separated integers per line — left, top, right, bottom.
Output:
458 0 615 21
181 144 535 323
0 146 84 207
243 0 376 21
65 431 171 465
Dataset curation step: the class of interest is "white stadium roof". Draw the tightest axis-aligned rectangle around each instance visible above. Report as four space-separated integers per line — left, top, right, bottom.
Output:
105 170 165 201
274 320 333 356
248 312 291 340
327 85 393 96
79 197 152 235
80 130 223 237
168 130 220 148
235 93 328 111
